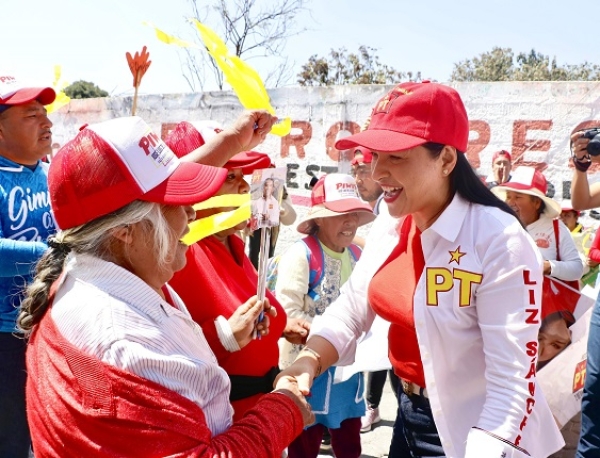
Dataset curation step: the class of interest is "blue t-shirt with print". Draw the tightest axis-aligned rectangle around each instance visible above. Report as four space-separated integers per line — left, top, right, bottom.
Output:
0 156 55 332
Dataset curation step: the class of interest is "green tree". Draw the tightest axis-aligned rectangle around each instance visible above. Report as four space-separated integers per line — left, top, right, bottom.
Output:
184 0 310 90
64 80 109 99
297 46 418 86
451 47 600 82
450 47 514 82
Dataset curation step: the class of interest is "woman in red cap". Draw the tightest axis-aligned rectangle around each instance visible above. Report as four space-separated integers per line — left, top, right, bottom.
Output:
277 82 563 458
166 121 308 421
18 116 313 457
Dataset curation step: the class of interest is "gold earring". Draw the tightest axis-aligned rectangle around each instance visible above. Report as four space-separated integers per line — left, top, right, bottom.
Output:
443 170 448 175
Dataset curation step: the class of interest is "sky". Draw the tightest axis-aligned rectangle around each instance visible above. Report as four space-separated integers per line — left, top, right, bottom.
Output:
2 0 599 97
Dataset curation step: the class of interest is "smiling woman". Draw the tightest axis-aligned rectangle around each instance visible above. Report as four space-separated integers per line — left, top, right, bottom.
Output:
277 81 565 458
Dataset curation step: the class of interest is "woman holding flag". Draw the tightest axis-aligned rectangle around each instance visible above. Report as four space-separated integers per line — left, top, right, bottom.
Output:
166 121 309 421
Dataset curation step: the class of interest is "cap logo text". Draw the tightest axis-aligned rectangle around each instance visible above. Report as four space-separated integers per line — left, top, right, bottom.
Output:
139 132 171 166
336 182 357 191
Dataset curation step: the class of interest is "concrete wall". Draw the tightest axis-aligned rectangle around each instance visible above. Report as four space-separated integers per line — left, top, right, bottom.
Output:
48 82 600 253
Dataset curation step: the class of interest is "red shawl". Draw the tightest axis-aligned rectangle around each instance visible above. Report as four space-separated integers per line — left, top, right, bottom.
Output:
26 313 303 457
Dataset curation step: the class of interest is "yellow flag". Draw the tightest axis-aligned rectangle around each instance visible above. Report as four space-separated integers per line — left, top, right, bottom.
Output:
182 194 251 245
45 65 71 114
144 21 200 49
192 193 249 211
191 19 291 136
183 202 251 245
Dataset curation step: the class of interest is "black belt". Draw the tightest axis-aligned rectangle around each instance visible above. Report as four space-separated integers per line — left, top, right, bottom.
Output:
229 366 280 401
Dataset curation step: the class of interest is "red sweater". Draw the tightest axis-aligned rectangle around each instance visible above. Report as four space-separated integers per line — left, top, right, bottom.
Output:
170 234 286 420
26 313 303 458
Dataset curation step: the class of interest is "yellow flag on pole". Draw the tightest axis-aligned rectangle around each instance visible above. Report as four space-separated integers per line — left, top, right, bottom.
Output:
191 19 291 136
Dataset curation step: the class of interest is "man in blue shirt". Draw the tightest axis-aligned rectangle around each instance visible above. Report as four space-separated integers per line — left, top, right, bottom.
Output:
0 74 56 458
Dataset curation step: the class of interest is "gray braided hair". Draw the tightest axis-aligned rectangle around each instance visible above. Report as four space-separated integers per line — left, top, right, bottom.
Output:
18 200 174 334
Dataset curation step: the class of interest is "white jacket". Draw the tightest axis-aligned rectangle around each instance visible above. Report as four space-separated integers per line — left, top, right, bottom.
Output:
311 194 564 458
527 215 584 281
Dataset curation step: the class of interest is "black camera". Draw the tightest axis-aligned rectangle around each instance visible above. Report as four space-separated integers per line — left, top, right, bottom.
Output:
582 128 600 156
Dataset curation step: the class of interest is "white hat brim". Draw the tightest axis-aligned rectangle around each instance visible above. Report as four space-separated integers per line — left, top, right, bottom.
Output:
296 206 376 234
492 186 561 218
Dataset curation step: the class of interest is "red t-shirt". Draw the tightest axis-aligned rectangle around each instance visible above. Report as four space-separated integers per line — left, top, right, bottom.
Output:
368 215 426 387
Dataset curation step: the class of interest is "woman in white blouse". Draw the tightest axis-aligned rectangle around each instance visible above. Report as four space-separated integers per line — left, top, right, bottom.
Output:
18 116 313 457
276 82 563 458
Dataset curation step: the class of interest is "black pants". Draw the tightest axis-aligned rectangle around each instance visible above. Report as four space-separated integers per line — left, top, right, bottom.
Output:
366 369 400 408
248 228 277 269
0 332 31 458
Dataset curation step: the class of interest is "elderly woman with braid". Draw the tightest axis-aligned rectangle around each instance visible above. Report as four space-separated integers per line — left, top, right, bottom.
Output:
18 116 313 457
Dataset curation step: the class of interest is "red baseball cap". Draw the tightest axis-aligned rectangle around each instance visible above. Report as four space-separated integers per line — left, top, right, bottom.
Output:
492 150 512 163
351 146 373 165
0 74 55 106
49 117 227 230
560 199 580 216
335 81 469 153
164 120 271 174
296 173 375 234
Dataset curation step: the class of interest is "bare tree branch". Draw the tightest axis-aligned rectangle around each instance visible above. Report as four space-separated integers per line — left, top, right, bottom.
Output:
184 0 310 89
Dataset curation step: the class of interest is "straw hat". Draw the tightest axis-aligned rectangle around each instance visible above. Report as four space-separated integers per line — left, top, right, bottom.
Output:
296 173 375 234
491 166 561 218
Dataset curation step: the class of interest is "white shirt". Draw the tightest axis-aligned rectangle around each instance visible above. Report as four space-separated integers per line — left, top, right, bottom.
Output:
311 195 564 458
252 195 280 227
527 215 584 281
51 253 233 436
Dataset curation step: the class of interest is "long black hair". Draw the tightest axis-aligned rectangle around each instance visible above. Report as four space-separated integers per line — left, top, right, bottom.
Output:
423 142 523 226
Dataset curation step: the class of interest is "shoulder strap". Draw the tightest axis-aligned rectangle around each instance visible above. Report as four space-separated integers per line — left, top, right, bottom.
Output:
301 234 325 291
348 243 362 261
553 218 561 261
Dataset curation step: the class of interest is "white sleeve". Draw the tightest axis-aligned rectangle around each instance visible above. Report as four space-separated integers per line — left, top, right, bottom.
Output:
214 316 241 352
275 242 312 322
310 213 400 365
549 220 585 281
467 221 544 449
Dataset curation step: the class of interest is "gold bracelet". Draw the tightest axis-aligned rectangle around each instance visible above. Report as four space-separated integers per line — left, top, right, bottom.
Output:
299 346 322 377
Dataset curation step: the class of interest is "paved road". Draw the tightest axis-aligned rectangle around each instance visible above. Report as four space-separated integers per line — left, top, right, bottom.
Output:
318 375 397 458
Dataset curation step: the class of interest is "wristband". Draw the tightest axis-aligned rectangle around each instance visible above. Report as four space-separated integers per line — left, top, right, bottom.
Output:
572 153 592 172
298 347 322 377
